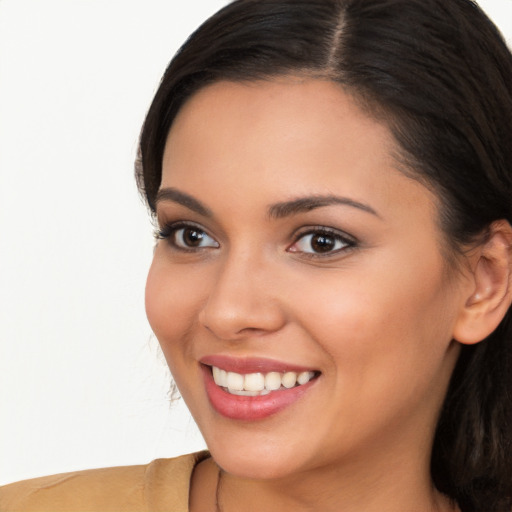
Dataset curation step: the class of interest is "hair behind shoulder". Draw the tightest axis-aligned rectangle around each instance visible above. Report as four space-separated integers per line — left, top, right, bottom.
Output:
135 1 512 509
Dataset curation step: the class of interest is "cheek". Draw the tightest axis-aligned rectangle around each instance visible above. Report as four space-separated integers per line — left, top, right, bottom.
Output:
145 254 202 366
292 252 457 385
290 264 458 445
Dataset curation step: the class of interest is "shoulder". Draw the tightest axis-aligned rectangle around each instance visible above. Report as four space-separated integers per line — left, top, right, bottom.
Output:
0 451 210 512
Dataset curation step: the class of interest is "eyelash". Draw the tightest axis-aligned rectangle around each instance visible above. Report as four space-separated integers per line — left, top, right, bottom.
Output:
156 222 357 258
155 221 219 252
289 226 357 259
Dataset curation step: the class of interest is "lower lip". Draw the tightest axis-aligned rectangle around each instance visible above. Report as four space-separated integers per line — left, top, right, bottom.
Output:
201 365 317 421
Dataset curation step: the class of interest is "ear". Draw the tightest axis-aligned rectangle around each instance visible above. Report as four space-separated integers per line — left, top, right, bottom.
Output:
453 220 512 345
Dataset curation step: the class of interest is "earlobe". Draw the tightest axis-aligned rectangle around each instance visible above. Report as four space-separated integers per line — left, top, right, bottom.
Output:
453 220 512 345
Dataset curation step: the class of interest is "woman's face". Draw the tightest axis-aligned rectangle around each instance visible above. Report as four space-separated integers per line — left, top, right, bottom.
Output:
146 79 467 480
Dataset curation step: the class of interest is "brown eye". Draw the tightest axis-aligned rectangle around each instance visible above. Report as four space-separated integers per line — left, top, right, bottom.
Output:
310 234 336 253
157 222 219 250
179 228 205 247
173 226 219 248
289 229 354 256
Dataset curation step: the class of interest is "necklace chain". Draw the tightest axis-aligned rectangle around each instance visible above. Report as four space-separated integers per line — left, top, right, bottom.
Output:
215 467 223 512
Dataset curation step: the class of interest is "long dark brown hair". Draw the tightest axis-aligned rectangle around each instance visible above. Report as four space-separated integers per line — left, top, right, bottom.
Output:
135 1 512 510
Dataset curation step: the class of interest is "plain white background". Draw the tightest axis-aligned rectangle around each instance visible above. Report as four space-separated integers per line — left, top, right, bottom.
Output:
0 0 511 485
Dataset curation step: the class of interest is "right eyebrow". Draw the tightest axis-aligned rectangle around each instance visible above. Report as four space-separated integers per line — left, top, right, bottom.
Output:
155 187 213 217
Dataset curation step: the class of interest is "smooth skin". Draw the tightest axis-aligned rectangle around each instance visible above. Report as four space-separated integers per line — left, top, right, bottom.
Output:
145 78 512 512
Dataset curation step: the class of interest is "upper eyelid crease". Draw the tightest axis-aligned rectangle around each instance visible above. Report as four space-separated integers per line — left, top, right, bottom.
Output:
292 227 356 246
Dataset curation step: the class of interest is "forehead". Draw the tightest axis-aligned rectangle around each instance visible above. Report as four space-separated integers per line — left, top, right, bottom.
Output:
161 78 435 223
166 78 395 156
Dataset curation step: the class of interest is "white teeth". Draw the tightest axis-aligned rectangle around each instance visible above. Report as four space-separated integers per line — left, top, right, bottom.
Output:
212 366 228 387
226 372 244 391
264 372 282 391
297 371 314 385
282 372 297 389
244 372 265 392
229 389 271 397
211 366 316 394
218 368 228 387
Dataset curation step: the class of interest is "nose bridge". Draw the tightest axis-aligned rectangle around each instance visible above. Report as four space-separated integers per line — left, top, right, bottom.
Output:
199 246 284 339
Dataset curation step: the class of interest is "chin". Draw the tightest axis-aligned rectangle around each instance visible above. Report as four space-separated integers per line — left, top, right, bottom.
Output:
202 426 317 481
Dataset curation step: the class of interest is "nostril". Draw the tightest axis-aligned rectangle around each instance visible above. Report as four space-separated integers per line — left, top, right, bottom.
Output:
198 294 286 340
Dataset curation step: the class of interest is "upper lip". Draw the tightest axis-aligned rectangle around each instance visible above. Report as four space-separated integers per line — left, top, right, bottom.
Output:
200 355 318 374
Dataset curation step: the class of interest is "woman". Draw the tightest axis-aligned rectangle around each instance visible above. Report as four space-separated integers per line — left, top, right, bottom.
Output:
1 0 511 511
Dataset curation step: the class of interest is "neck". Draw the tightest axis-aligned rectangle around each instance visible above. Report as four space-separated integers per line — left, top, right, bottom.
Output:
190 399 459 512
208 416 459 512
214 459 456 512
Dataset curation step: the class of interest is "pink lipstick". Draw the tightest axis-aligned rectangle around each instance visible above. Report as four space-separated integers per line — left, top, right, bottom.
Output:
200 356 319 421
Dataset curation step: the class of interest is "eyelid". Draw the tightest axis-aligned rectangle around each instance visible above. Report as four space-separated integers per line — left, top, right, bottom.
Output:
288 225 357 257
156 220 219 250
156 219 205 237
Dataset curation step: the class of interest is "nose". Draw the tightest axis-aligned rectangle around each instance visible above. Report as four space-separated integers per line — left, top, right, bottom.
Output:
198 252 286 340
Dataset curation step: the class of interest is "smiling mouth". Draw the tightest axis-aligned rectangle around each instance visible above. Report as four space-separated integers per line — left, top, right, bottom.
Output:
210 366 320 397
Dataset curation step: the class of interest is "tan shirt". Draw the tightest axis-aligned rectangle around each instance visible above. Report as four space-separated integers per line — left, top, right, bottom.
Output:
0 451 210 512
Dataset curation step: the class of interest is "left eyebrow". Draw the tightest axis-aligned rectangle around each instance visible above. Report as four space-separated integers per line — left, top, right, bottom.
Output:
268 195 380 219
